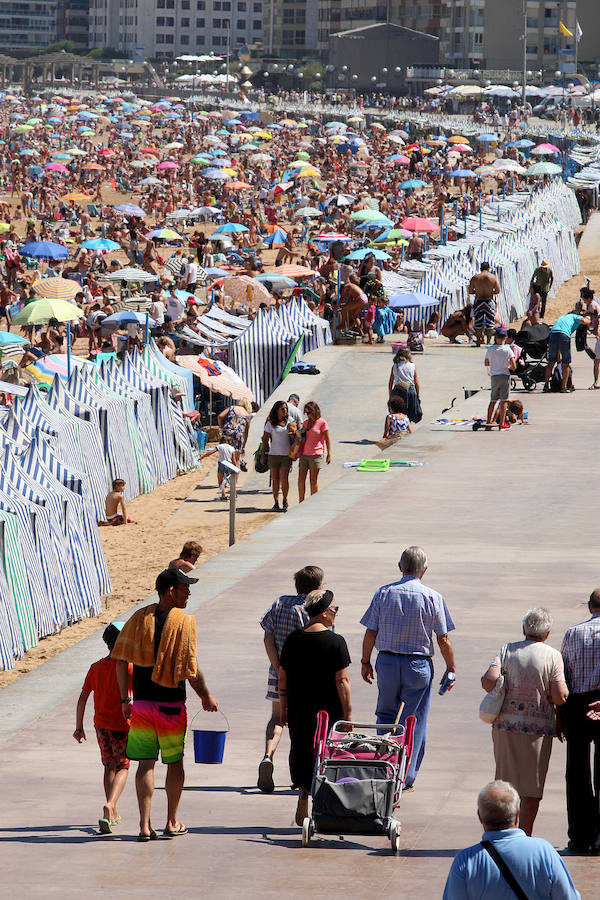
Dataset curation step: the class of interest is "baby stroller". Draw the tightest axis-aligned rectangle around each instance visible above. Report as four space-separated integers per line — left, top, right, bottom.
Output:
513 323 551 391
302 711 415 853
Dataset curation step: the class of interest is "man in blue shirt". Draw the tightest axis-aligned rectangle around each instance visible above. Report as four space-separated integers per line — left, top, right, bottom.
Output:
360 546 456 788
544 307 590 393
444 780 580 899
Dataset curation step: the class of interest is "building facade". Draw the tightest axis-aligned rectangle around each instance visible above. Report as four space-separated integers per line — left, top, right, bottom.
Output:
57 0 90 51
0 0 58 49
89 0 263 59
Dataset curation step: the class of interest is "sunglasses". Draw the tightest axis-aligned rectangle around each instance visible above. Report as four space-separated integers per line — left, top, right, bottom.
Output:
329 605 339 615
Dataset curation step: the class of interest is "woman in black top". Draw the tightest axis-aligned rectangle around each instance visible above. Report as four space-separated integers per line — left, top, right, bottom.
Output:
279 589 352 826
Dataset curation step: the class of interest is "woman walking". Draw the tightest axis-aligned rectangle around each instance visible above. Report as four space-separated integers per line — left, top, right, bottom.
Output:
388 346 422 423
481 607 569 835
261 400 294 512
297 401 331 503
279 589 352 826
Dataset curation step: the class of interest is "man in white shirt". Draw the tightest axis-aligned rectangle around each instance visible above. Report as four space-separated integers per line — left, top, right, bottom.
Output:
185 256 198 293
165 291 186 323
484 327 516 429
148 293 165 327
286 394 303 425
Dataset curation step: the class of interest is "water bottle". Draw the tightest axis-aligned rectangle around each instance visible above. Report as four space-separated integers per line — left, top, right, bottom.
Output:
439 672 456 695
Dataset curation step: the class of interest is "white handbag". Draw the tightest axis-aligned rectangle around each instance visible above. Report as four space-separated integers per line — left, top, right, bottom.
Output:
479 644 508 724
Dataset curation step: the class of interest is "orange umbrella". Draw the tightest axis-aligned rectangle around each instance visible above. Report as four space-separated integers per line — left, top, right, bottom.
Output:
141 147 160 155
60 192 91 203
226 181 252 190
83 162 104 170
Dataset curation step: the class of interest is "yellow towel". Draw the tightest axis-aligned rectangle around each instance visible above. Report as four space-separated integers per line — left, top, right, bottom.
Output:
112 604 197 688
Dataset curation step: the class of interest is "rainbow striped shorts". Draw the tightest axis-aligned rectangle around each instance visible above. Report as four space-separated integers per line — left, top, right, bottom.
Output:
126 701 187 764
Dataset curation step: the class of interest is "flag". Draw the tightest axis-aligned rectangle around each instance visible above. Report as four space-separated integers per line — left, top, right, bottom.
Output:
559 21 573 37
576 21 583 42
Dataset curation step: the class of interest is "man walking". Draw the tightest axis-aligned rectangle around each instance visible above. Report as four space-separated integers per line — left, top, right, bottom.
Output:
257 565 324 792
560 589 600 853
443 781 580 898
531 260 554 319
468 262 500 346
360 546 456 788
113 568 218 841
544 306 590 393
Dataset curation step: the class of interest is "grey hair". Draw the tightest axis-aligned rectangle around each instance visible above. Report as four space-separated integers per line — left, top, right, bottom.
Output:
399 546 427 575
522 607 553 640
477 781 519 830
304 588 328 613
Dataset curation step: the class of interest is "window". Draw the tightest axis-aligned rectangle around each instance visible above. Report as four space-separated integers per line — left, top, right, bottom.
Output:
157 0 165 7
156 15 164 23
181 34 189 42
223 1 231 8
196 33 205 43
156 33 165 42
213 35 222 44
237 18 245 27
213 18 221 27
526 43 538 55
296 8 304 23
214 0 221 6
253 2 260 9
282 28 293 43
283 7 293 22
252 19 260 28
237 1 246 9
165 32 174 42
166 0 174 7
543 36 557 55
197 0 205 7
295 29 304 44
527 16 538 29
182 0 190 6
196 17 204 26
181 16 189 25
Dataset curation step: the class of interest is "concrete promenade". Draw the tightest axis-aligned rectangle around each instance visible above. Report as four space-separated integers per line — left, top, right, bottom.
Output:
1 341 599 897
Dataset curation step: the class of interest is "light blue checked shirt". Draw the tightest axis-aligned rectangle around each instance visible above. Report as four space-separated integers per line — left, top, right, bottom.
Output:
561 613 600 694
360 575 455 656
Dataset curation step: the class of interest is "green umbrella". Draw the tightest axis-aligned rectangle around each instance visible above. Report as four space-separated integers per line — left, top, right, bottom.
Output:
371 229 409 243
350 209 390 222
526 162 562 176
11 297 82 325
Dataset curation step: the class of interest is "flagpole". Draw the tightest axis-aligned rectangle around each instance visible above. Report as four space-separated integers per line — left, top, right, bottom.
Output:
575 0 578 76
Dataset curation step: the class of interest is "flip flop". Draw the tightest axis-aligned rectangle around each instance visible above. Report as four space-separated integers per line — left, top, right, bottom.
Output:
136 830 157 842
111 816 122 826
163 825 188 838
98 818 112 835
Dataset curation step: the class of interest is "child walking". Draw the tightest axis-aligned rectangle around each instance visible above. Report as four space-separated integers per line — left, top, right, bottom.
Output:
201 437 241 500
74 622 133 835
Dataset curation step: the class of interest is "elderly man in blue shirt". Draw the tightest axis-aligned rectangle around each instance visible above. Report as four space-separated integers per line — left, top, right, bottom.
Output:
444 780 580 899
360 545 456 788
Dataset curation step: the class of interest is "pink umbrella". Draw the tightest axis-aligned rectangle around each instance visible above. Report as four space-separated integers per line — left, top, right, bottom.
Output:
531 143 560 155
157 160 179 169
401 216 439 233
44 163 69 172
447 144 471 153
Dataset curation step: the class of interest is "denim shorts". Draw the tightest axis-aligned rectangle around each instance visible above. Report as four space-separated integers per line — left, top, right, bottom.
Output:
548 331 571 365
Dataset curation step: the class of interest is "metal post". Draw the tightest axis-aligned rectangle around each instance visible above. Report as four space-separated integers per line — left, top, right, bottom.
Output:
144 311 150 344
522 0 527 108
226 20 231 94
66 321 71 378
229 471 237 545
439 203 444 238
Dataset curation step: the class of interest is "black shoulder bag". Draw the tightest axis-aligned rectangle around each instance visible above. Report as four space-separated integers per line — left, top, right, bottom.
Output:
481 841 530 900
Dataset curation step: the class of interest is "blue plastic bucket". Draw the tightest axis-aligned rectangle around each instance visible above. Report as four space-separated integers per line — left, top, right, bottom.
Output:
195 429 208 450
192 711 229 764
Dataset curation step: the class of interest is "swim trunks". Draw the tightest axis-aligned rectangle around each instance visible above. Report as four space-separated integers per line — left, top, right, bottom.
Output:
126 700 187 764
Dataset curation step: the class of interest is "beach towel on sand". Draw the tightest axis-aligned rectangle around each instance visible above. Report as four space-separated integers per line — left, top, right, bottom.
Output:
112 604 197 688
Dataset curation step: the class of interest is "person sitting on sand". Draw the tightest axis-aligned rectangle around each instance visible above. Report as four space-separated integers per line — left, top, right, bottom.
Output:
168 541 203 573
102 479 134 526
383 396 413 439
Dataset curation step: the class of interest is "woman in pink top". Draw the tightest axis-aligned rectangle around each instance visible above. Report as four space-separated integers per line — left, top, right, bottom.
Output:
297 401 331 503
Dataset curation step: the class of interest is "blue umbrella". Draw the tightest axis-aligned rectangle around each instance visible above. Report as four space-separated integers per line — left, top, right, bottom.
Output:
400 179 428 189
113 203 145 217
448 169 479 178
102 310 156 328
20 241 69 260
355 220 395 230
509 139 535 149
477 134 499 142
203 168 231 180
213 223 248 234
204 267 229 277
255 273 297 289
28 165 43 176
0 330 29 346
388 291 440 309
81 238 121 251
345 248 391 260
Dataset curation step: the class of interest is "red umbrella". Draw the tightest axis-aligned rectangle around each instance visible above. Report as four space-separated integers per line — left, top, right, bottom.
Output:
401 216 439 233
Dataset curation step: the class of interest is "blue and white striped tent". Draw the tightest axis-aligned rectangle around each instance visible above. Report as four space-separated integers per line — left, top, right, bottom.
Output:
229 309 304 406
275 299 332 352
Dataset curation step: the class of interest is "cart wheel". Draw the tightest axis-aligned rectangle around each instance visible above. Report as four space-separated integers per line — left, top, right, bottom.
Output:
523 376 536 392
302 817 313 847
390 820 401 853
510 378 517 391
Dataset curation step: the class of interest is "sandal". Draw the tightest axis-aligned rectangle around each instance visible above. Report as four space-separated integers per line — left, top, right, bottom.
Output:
137 830 157 842
163 824 188 838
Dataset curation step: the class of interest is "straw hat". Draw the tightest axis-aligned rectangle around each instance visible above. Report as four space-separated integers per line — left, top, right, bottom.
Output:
540 260 550 267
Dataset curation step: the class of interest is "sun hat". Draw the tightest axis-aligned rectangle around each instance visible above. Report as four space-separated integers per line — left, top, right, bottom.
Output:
540 260 550 267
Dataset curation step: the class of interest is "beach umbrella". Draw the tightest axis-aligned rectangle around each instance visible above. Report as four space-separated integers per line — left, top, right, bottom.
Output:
350 209 390 222
103 267 157 283
531 142 561 155
226 181 252 190
477 134 499 142
157 160 179 170
400 217 438 233
355 219 395 231
510 139 535 149
526 162 562 176
448 169 479 178
11 298 81 325
254 273 297 289
273 181 294 196
32 276 81 300
263 228 288 247
293 207 322 218
81 238 121 251
144 227 183 241
345 248 391 260
449 135 468 143
312 233 352 242
20 241 69 260
0 223 10 234
399 179 428 189
60 192 91 203
102 310 156 328
372 228 412 242
203 168 231 180
44 163 69 173
213 223 249 234
388 291 440 309
324 193 355 207
113 203 145 216
0 330 29 346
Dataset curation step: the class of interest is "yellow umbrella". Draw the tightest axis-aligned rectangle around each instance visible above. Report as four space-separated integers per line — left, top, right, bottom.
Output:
32 277 81 301
0 223 11 234
60 192 92 203
449 135 469 143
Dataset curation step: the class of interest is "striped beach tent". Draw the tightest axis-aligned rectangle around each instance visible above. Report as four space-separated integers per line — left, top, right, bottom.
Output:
46 377 110 521
0 509 37 653
229 309 303 406
0 536 25 669
139 343 195 413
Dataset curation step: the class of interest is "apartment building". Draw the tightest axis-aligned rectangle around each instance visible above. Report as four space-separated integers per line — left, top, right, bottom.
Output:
0 0 58 49
57 0 90 50
89 0 263 60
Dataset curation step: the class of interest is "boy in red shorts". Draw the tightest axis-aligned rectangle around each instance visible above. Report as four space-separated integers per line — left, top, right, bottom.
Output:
74 622 133 835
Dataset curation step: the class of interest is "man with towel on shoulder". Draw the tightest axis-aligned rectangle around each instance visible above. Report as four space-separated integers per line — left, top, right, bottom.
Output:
113 568 218 842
